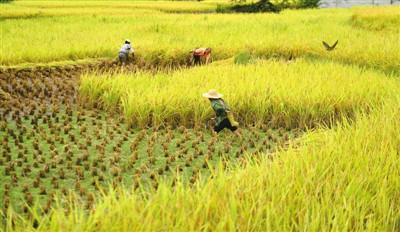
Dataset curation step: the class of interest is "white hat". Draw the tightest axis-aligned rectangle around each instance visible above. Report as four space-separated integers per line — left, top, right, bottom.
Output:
202 89 223 99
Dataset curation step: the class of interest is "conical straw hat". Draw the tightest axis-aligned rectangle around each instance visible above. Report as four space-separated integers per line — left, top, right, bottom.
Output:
202 89 223 99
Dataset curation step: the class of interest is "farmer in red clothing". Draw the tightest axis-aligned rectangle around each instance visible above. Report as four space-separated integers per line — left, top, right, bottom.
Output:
191 47 212 65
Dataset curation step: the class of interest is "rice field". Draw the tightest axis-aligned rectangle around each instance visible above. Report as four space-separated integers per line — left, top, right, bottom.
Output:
1 106 300 213
79 59 399 128
1 1 400 231
1 2 399 72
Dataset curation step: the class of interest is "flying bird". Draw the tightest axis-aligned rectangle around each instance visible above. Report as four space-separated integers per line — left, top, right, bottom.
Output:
322 40 338 51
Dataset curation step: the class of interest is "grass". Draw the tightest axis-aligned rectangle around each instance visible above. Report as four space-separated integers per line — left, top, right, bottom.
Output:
1 3 399 72
80 59 400 128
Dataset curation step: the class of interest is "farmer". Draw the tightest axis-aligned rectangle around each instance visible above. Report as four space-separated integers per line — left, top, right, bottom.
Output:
202 89 239 133
191 47 212 65
118 39 134 65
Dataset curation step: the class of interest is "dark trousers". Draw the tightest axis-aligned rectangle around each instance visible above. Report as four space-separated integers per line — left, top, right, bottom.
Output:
118 52 129 65
118 52 134 64
214 118 238 133
193 55 201 65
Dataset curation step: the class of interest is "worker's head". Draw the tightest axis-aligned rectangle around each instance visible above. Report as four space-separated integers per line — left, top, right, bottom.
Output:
125 39 131 44
205 48 211 54
202 89 222 100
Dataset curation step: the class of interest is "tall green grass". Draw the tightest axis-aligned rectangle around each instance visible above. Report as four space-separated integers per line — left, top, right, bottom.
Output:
1 3 399 72
6 100 400 231
80 59 399 128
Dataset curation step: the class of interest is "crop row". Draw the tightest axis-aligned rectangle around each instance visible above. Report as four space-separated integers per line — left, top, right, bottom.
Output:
80 59 399 129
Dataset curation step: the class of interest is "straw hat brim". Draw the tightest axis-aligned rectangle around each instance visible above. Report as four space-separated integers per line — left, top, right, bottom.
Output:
202 92 223 99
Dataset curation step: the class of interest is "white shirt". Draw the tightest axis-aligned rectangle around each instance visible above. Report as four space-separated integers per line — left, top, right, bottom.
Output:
119 44 134 54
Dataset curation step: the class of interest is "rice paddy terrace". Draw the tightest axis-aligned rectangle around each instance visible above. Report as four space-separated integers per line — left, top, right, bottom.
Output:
0 60 303 216
0 1 399 231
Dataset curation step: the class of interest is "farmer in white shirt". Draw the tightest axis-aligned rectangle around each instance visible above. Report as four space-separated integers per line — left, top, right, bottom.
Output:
118 39 134 65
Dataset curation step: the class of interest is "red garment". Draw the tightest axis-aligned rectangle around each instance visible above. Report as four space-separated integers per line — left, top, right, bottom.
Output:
194 48 209 56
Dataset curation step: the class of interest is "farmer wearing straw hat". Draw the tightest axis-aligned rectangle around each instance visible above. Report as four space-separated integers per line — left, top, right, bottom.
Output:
191 48 212 65
203 89 239 133
118 39 134 65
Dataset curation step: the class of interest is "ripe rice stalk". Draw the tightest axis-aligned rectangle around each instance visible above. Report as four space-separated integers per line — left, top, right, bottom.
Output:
81 60 399 129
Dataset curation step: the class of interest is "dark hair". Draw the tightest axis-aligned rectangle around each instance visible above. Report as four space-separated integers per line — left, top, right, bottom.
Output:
125 40 131 44
205 48 211 53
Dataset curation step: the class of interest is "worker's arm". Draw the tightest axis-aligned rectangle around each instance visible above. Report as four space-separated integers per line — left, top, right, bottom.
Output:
205 53 211 64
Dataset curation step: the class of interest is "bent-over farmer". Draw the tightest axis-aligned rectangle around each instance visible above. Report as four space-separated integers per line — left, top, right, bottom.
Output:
118 39 134 65
192 47 211 65
203 89 239 133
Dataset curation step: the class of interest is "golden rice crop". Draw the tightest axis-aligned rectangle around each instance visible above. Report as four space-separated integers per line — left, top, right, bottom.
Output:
1 3 399 72
0 0 219 19
80 59 399 128
1 2 400 231
351 6 400 32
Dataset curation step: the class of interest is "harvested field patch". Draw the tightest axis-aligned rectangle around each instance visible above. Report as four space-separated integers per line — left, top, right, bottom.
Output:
0 107 301 214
